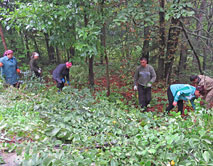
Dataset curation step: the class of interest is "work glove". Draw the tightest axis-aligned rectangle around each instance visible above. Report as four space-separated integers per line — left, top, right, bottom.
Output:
38 68 42 73
16 68 21 73
134 85 137 91
61 78 65 83
67 81 70 85
147 83 152 87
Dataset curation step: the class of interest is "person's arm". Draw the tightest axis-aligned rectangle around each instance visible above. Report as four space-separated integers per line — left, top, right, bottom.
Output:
14 58 20 73
190 99 196 110
54 65 65 83
134 67 139 86
65 71 70 85
0 57 4 67
0 58 4 78
174 91 182 102
149 65 156 83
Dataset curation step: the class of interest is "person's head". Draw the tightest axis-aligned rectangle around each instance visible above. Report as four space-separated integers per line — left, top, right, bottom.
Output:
32 52 39 59
194 86 205 98
140 57 147 67
190 75 199 84
66 62 72 69
4 50 13 59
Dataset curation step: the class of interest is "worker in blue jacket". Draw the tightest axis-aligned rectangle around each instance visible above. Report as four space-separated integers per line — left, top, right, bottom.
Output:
52 62 72 92
165 84 203 115
0 50 20 87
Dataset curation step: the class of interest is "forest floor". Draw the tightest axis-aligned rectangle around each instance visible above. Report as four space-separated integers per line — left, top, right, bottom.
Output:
93 74 193 115
0 72 195 166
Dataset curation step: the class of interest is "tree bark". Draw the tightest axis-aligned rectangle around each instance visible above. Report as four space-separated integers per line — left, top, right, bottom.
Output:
32 34 40 55
180 21 203 74
165 18 181 84
157 0 165 81
23 31 30 59
56 47 61 63
142 25 150 63
177 33 187 80
101 0 110 96
84 11 94 87
44 33 55 62
70 23 76 58
0 24 7 50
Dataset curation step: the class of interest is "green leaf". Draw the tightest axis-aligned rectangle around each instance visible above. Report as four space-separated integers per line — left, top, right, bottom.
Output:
49 127 61 136
110 159 118 166
203 151 210 163
145 161 151 166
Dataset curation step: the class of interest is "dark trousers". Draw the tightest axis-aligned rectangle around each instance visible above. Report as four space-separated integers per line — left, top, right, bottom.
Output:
57 81 64 91
34 71 41 77
138 84 151 109
12 82 20 88
166 87 184 114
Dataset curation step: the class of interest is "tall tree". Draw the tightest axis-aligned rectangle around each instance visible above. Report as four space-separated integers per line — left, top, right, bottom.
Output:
100 0 110 96
0 24 7 51
157 0 165 80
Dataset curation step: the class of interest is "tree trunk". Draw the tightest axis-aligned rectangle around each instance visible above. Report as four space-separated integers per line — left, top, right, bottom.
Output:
142 25 150 63
177 33 187 80
0 24 7 50
44 33 55 62
70 46 75 58
101 0 110 96
56 47 61 63
70 23 76 58
165 18 181 84
180 21 203 74
157 0 165 81
32 34 40 56
194 0 207 62
196 0 206 38
84 11 94 87
23 31 30 59
102 23 110 96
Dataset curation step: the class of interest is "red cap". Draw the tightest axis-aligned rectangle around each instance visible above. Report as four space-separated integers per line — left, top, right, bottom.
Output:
4 50 13 56
66 62 72 67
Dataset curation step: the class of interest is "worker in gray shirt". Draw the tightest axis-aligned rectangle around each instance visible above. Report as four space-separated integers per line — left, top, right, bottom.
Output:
134 57 156 111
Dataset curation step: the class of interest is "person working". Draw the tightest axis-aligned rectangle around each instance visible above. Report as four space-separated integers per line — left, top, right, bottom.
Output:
52 62 72 92
133 57 156 111
190 75 213 109
165 84 203 115
30 52 42 77
0 50 20 88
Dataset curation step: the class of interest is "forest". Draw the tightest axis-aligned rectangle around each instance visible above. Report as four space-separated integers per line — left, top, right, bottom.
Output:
0 0 213 165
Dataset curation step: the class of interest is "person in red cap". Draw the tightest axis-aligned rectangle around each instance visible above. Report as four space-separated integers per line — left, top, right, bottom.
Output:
52 62 72 92
0 50 21 88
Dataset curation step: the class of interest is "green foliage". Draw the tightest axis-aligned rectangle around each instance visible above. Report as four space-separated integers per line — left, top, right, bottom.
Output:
165 2 195 20
0 85 212 165
69 65 88 86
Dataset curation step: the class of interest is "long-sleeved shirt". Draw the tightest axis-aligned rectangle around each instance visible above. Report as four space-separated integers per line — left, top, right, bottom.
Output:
52 64 70 83
0 56 19 85
170 84 196 109
29 58 39 72
134 64 156 86
198 75 213 91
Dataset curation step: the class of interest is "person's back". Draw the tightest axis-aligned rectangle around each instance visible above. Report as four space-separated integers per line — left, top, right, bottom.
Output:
198 75 213 91
30 58 38 72
52 62 72 92
170 84 196 102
